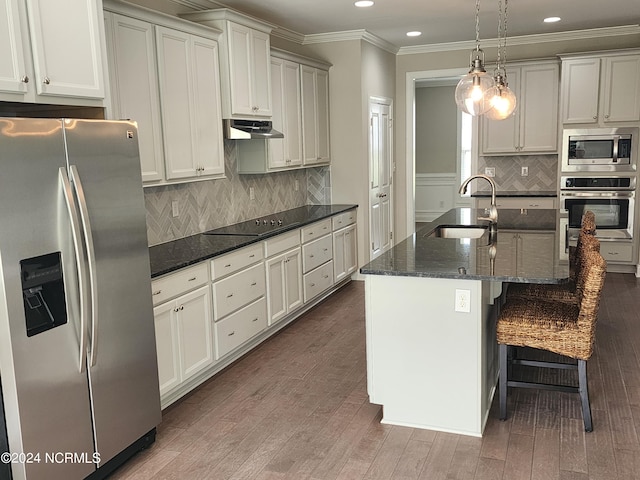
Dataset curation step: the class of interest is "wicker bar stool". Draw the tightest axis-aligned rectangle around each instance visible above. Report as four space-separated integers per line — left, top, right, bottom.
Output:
497 250 607 432
506 211 598 305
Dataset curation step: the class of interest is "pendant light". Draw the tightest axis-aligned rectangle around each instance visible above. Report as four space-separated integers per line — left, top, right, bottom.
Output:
485 0 517 120
455 0 496 116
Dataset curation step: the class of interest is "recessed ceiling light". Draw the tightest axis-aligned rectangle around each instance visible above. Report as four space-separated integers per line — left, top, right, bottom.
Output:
543 16 561 23
406 31 422 37
354 1 374 7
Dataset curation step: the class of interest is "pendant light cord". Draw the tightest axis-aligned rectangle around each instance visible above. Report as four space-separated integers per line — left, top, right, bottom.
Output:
475 0 481 52
503 0 508 68
496 0 502 72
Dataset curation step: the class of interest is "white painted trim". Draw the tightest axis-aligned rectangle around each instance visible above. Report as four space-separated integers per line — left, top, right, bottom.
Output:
397 25 640 55
303 30 398 54
415 173 458 222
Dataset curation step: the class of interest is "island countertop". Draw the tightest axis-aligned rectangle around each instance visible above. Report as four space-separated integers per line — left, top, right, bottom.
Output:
360 207 568 283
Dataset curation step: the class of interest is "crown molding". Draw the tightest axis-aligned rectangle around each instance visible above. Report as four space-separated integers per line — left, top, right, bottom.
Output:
303 30 398 54
398 25 640 55
165 0 223 10
270 26 306 45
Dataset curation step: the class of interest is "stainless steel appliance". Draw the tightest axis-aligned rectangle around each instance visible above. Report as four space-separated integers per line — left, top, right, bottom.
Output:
0 118 161 480
561 127 638 172
223 118 284 139
559 175 636 259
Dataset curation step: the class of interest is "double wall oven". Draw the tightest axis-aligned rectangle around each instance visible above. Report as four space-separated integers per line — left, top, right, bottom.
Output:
559 127 639 262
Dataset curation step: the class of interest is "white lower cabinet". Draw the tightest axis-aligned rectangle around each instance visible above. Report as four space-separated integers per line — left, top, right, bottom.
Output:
266 247 303 325
333 223 357 283
304 260 334 302
153 284 213 397
215 297 268 359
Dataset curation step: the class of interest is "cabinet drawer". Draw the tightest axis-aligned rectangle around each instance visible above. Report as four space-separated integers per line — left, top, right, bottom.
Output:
264 229 300 258
475 197 556 210
332 210 356 230
303 260 334 303
151 263 209 306
301 219 331 243
600 242 633 263
215 297 267 359
212 263 266 320
211 243 263 280
302 234 333 273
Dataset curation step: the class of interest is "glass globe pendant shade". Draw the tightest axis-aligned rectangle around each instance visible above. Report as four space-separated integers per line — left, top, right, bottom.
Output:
485 77 517 120
455 53 497 116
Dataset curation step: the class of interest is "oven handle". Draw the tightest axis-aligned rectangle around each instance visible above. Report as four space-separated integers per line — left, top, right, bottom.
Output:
560 191 634 198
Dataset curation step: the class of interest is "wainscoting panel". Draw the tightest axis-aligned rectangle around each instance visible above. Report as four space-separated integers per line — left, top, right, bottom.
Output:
415 173 458 222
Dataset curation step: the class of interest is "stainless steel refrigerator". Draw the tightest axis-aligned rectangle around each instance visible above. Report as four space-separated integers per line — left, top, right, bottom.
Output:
0 118 161 480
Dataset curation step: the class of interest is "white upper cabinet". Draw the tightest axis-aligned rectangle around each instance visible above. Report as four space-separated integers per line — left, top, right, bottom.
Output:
181 10 274 119
301 65 330 165
156 26 224 180
104 0 225 185
105 13 164 182
0 0 106 104
481 61 559 155
561 51 640 125
269 56 302 169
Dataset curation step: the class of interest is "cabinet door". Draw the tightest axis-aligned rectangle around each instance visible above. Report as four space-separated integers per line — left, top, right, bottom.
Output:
301 65 318 164
344 224 358 275
191 35 224 176
519 64 559 153
266 253 287 324
284 248 303 314
153 301 181 396
250 28 271 116
108 14 164 182
481 68 520 155
177 285 214 382
333 228 347 283
315 68 330 162
495 233 517 276
561 58 600 124
25 0 105 98
227 21 253 116
156 26 197 179
269 57 287 169
0 0 29 95
601 55 640 123
283 60 303 166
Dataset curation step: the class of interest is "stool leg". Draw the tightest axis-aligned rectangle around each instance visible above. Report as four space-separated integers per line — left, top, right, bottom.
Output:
499 344 508 420
578 360 593 432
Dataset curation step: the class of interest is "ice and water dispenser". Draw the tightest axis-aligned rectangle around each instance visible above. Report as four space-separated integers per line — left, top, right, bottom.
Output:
20 252 68 337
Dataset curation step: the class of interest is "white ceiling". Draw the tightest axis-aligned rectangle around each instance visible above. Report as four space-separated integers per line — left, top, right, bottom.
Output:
201 0 640 49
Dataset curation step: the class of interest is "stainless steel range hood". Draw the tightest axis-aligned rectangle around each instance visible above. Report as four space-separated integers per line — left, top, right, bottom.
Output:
224 119 283 139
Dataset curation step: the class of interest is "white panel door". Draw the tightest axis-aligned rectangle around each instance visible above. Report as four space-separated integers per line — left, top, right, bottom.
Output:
316 68 330 162
227 21 252 116
283 60 303 166
301 65 318 164
108 13 164 182
269 57 286 168
601 55 640 123
519 64 558 152
284 248 303 313
561 58 601 124
481 68 519 154
266 253 287 324
177 285 214 381
250 28 271 116
25 0 105 98
369 98 393 259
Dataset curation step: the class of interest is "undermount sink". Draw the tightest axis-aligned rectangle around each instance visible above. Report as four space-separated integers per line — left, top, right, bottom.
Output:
426 225 489 239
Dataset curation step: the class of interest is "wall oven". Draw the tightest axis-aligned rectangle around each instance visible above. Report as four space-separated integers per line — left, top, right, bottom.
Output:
561 127 638 172
559 176 635 259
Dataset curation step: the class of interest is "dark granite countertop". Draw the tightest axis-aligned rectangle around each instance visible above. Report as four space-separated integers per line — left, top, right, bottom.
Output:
360 208 569 284
149 204 357 278
471 190 557 197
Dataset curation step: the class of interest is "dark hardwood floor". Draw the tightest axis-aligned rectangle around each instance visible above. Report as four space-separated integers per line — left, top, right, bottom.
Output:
111 273 640 480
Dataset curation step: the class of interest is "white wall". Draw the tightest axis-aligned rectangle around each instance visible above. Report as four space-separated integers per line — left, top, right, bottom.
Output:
415 85 457 174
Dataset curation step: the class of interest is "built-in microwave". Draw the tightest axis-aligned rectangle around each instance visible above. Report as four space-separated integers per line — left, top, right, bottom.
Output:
561 127 638 172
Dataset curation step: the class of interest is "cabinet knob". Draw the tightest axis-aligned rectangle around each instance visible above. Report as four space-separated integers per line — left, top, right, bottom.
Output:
251 281 257 286
43 76 50 85
228 331 235 336
605 114 610 119
179 305 184 310
152 290 162 296
20 75 29 83
226 293 234 298
188 277 197 281
593 116 598 120
252 317 258 322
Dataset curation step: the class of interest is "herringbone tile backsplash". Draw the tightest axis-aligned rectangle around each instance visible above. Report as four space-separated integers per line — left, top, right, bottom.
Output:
145 141 332 246
476 155 558 192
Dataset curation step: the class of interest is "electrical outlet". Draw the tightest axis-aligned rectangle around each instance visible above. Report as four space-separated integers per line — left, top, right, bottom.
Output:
521 166 529 176
171 200 179 218
455 289 471 313
484 167 496 178
249 187 255 200
294 180 299 192
439 200 445 208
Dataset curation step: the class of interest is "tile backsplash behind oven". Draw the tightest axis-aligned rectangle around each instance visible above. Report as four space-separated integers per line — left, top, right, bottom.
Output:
144 141 332 246
475 154 558 192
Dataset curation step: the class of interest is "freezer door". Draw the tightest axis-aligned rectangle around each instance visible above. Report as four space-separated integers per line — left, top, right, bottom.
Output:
62 120 161 465
0 118 96 480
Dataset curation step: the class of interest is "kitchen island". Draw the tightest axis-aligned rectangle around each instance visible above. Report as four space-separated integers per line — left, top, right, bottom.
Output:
360 207 568 437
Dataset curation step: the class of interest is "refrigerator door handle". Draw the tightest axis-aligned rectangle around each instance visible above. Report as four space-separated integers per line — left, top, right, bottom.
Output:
59 168 89 373
70 165 99 367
